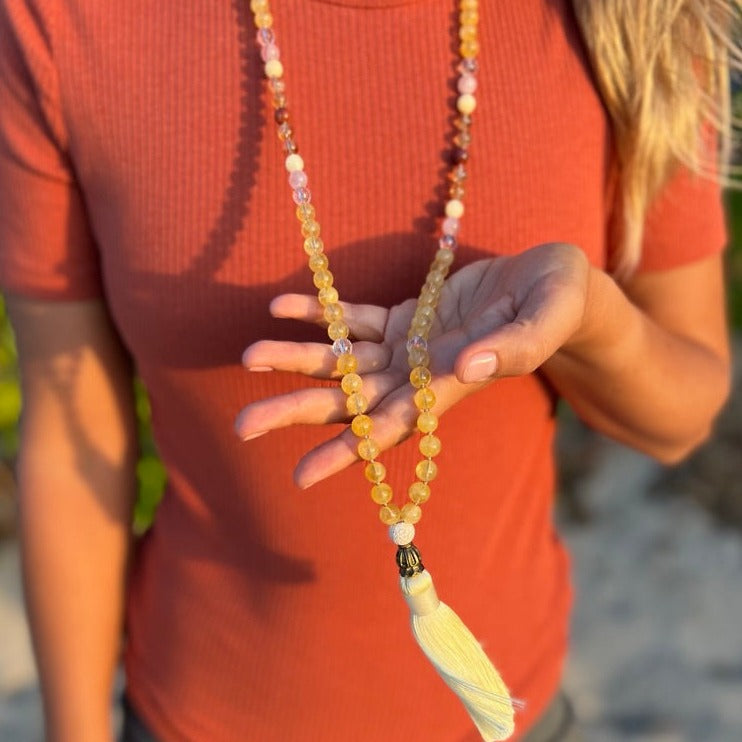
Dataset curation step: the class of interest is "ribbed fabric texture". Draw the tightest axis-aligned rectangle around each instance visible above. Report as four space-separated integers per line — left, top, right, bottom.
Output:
0 1 726 740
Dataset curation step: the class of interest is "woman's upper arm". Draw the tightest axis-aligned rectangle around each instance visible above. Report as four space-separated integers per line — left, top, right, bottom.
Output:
6 295 137 485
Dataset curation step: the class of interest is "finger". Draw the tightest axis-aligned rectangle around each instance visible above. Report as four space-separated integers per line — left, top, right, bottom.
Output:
454 282 586 382
270 294 389 342
234 370 401 440
293 384 421 488
242 339 391 378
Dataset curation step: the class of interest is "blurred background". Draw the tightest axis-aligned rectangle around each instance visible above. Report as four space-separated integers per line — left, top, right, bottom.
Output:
0 196 740 739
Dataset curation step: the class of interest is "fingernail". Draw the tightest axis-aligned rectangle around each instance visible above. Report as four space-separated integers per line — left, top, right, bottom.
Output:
462 352 497 383
247 365 273 372
241 430 268 442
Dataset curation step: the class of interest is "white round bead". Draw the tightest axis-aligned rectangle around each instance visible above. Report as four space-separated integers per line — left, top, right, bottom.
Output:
389 522 416 546
445 199 465 219
285 153 305 172
457 93 477 115
264 59 284 79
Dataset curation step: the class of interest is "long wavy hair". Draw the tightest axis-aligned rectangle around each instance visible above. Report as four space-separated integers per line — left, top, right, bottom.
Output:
571 0 742 276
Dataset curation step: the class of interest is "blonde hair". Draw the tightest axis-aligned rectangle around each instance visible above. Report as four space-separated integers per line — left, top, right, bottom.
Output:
571 0 742 276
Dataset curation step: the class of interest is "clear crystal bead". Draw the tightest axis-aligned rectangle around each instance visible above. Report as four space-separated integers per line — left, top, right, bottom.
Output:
292 187 311 205
439 234 457 250
406 335 428 353
332 338 352 356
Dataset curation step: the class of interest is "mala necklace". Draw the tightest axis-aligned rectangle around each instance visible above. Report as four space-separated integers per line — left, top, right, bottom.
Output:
249 1 516 739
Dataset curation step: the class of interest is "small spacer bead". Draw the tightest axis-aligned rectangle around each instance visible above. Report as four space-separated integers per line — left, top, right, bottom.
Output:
365 460 386 483
284 153 304 172
445 199 465 219
264 59 283 79
389 521 416 546
401 503 423 525
371 483 393 505
457 93 477 115
274 107 289 124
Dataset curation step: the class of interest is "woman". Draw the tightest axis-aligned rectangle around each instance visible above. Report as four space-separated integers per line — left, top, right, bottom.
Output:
0 0 736 740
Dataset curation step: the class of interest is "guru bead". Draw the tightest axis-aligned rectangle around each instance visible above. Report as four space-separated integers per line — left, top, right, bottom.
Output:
389 521 416 546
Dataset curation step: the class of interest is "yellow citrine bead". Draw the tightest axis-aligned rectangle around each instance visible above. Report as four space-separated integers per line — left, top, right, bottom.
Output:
417 411 439 433
318 286 339 306
346 392 368 415
401 503 422 525
379 503 401 525
327 321 349 341
303 236 324 255
323 303 343 323
435 248 456 268
459 24 477 42
460 38 480 58
301 220 321 238
410 366 432 388
371 483 393 505
457 93 477 115
407 348 430 369
336 352 358 374
415 459 438 482
419 434 442 458
365 460 387 483
313 269 334 289
357 438 380 461
461 9 479 25
296 203 316 222
408 481 431 504
351 414 373 437
308 253 328 272
254 11 273 29
414 387 436 410
341 373 363 395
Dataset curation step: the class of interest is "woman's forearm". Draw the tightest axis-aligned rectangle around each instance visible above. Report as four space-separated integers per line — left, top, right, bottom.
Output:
543 261 731 463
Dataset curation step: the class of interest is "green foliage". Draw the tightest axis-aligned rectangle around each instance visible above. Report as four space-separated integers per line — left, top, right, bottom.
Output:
724 189 742 328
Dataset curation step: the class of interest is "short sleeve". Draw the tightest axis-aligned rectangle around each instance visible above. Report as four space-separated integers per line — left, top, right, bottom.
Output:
0 1 102 300
637 155 727 274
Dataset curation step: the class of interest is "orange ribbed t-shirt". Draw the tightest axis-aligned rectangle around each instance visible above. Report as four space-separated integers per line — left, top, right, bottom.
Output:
0 1 725 740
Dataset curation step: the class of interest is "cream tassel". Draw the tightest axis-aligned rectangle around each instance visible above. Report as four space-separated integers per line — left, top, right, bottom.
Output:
392 528 516 741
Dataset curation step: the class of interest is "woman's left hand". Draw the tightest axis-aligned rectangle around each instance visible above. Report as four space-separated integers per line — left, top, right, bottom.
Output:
236 242 590 487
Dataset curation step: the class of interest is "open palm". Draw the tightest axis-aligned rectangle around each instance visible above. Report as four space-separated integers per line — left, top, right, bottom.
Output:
236 242 589 488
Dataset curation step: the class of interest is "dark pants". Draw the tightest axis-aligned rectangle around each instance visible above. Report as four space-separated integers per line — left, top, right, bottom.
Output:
122 691 579 742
